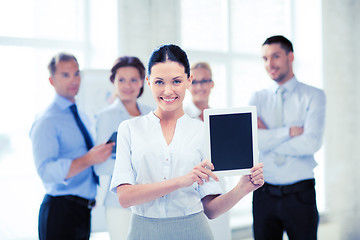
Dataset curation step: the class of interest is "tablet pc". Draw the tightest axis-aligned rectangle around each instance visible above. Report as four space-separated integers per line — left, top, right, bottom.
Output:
203 106 258 176
106 132 117 154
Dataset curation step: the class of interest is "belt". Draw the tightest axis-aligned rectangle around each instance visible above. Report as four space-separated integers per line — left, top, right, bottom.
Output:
262 179 315 197
55 195 96 209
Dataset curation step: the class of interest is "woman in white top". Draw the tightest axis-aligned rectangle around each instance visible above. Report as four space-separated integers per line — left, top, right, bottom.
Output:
184 62 214 121
94 56 153 240
110 45 264 240
184 62 231 240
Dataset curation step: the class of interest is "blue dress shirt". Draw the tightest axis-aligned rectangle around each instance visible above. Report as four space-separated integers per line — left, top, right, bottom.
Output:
30 94 97 200
249 77 326 185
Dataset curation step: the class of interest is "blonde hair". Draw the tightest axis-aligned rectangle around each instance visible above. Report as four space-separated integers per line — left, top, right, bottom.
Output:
190 62 212 79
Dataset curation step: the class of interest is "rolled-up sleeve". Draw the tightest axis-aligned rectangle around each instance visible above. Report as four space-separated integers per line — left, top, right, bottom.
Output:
30 118 72 183
198 179 223 199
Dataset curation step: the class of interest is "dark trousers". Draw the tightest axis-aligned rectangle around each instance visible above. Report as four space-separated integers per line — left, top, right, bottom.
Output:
252 179 319 240
38 194 91 240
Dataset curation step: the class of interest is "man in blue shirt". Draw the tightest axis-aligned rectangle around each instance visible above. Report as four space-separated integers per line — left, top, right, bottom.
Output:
250 36 326 240
30 53 114 240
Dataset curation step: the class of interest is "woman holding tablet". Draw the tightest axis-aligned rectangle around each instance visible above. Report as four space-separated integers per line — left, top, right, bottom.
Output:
110 44 264 240
94 56 153 239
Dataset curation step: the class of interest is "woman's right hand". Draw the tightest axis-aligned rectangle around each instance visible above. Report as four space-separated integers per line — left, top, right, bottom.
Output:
178 160 219 188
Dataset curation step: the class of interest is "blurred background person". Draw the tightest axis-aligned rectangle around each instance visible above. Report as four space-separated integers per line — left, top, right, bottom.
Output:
250 35 326 240
30 53 113 240
184 62 214 121
94 56 153 240
184 62 231 240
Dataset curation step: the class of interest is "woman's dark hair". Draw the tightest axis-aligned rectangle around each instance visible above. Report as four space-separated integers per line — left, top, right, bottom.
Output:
110 56 145 98
263 35 294 54
148 44 190 78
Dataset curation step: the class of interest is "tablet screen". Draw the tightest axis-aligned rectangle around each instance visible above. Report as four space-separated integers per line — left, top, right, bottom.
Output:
204 106 258 176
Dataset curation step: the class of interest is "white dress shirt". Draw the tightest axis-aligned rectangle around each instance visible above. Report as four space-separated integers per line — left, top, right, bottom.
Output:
110 112 223 218
94 98 153 207
249 77 326 185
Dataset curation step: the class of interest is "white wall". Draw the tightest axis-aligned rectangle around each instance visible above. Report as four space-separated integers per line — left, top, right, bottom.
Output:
322 0 360 239
117 0 180 63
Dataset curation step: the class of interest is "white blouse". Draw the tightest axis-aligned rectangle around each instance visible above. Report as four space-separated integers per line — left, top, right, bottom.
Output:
184 100 202 121
94 98 153 207
110 112 222 218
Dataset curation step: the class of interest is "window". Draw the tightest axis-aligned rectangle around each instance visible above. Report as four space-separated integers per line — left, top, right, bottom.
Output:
0 0 83 40
230 0 291 54
181 0 228 52
0 1 117 239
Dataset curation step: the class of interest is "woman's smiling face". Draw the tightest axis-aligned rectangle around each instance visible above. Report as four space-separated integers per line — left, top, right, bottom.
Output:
147 60 192 115
189 67 214 104
113 66 143 103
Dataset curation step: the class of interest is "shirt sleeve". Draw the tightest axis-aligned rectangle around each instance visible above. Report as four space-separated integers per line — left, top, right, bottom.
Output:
30 118 72 183
198 178 223 199
273 89 326 156
110 120 135 193
257 128 290 152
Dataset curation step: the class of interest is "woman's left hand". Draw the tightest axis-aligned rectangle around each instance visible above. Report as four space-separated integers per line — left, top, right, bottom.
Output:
238 163 264 194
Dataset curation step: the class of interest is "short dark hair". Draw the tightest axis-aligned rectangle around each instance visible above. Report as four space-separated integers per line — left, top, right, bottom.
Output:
263 35 294 54
148 44 190 78
48 53 78 76
110 56 146 98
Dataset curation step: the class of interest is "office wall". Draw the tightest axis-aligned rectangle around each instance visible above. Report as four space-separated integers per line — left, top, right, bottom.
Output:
323 0 360 239
116 0 180 63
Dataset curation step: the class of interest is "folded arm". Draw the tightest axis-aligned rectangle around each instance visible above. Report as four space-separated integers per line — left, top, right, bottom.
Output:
273 91 326 156
257 117 290 152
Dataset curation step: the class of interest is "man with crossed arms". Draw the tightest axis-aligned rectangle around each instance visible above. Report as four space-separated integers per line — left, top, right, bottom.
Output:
250 35 326 240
